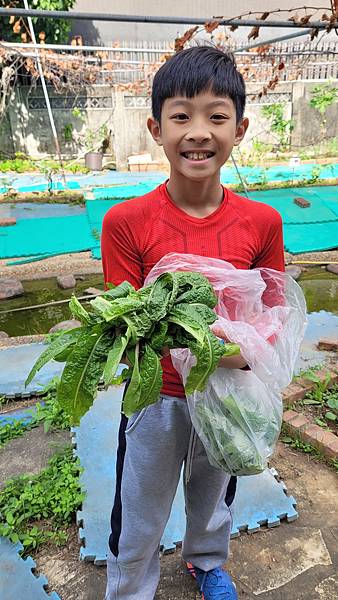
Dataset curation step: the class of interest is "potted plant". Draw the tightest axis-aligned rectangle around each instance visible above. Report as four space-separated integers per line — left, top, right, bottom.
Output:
84 124 110 171
71 108 110 171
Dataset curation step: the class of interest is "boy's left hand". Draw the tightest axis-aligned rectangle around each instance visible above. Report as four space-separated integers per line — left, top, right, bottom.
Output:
211 325 248 370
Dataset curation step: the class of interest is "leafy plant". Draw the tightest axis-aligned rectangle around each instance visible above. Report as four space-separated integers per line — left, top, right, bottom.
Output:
261 103 293 150
302 371 331 404
195 393 280 475
0 379 70 446
0 448 84 554
309 83 338 115
26 272 240 424
1 0 76 44
71 108 109 153
63 123 74 143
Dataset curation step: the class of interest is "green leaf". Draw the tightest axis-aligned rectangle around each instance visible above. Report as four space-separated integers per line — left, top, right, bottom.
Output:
281 436 293 444
303 398 322 405
327 397 338 412
25 328 84 387
185 331 222 394
138 344 163 410
103 280 134 299
324 411 337 421
122 344 141 417
57 326 112 425
90 296 144 322
315 418 327 428
103 333 129 386
69 296 93 325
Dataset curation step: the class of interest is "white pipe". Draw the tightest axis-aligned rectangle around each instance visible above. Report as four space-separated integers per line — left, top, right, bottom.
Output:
23 0 66 183
1 41 175 53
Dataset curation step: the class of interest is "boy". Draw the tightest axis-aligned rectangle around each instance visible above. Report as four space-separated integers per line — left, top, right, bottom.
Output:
102 45 284 600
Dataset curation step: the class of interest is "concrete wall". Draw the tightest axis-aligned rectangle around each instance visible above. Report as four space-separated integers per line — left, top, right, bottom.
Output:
0 113 14 157
71 0 321 44
1 81 337 168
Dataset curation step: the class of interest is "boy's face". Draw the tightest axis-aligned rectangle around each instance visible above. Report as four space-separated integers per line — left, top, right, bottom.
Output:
148 90 248 183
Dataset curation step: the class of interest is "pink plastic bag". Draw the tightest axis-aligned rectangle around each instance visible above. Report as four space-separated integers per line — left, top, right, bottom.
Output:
145 253 307 475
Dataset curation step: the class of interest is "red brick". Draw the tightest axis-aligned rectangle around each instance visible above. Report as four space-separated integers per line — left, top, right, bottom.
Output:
288 414 310 431
302 423 327 448
322 436 338 459
295 378 314 393
282 410 299 424
317 339 338 352
282 383 308 404
0 217 16 227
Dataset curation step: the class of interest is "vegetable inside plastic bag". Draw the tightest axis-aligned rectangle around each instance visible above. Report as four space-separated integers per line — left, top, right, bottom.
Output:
145 253 307 476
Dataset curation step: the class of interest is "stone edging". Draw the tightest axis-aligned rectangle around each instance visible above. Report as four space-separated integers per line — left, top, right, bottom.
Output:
282 367 338 460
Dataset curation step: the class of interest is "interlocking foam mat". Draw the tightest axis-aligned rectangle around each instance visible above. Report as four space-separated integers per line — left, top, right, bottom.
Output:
1 184 337 261
86 185 338 259
0 214 93 260
0 343 64 397
0 537 60 600
73 387 297 565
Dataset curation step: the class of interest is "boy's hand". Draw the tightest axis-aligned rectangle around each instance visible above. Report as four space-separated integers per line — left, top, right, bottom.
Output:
211 324 248 370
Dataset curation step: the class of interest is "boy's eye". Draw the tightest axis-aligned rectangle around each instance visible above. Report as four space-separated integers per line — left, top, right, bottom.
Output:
171 113 189 121
211 114 227 121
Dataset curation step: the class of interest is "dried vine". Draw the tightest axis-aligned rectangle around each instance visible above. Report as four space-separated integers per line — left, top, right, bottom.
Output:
0 3 337 119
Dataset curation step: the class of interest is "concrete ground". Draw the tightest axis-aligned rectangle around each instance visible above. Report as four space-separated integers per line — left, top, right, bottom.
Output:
1 426 337 600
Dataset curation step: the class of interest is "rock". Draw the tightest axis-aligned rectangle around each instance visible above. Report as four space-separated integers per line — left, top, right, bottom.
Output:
56 274 77 289
0 331 9 339
0 277 24 300
285 265 302 280
49 319 81 333
317 338 338 352
0 218 16 227
84 287 103 296
326 264 338 275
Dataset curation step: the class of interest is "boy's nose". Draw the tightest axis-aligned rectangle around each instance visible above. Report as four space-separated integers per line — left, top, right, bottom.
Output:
185 123 212 143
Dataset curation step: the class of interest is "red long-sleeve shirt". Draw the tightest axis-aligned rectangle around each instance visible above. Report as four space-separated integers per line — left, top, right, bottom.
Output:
101 183 285 397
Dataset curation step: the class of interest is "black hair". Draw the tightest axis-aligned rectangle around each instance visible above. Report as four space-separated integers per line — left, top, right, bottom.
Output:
151 45 246 124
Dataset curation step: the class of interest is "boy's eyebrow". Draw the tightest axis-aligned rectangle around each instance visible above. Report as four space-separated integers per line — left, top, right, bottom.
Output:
167 98 233 109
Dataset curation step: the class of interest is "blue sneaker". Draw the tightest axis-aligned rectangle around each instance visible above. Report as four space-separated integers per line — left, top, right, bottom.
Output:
187 562 238 600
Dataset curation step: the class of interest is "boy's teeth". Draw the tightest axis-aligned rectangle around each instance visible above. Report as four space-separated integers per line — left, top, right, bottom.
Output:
185 152 211 160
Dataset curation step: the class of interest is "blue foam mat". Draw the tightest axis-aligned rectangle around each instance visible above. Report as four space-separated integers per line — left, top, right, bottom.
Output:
73 387 297 564
0 537 60 600
0 343 64 397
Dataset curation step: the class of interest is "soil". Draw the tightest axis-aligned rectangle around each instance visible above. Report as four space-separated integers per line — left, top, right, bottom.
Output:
29 441 338 600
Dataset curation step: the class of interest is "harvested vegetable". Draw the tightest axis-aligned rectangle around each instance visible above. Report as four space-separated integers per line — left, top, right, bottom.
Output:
195 393 281 475
26 271 239 424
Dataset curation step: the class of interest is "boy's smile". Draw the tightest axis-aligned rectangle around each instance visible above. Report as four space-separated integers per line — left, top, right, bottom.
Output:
148 91 248 184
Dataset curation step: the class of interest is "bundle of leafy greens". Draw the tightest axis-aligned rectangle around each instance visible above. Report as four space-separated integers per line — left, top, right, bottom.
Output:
25 271 239 425
195 392 281 475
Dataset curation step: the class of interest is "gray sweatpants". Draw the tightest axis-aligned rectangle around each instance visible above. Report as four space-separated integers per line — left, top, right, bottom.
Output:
105 394 235 600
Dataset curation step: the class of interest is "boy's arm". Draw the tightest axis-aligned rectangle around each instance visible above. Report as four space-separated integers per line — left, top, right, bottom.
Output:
101 208 143 289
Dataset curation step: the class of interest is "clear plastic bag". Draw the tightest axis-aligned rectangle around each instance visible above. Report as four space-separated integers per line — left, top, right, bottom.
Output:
145 253 307 476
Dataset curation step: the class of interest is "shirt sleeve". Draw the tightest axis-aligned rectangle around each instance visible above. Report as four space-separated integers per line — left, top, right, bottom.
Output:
101 206 143 290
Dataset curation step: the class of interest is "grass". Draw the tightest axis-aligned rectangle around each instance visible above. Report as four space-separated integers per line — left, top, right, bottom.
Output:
0 447 84 554
0 379 70 448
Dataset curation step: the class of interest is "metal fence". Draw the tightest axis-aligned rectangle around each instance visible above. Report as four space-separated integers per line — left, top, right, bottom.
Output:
1 38 338 88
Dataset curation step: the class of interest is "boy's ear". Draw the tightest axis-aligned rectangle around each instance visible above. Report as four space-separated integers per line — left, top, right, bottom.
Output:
234 117 249 146
147 117 162 146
